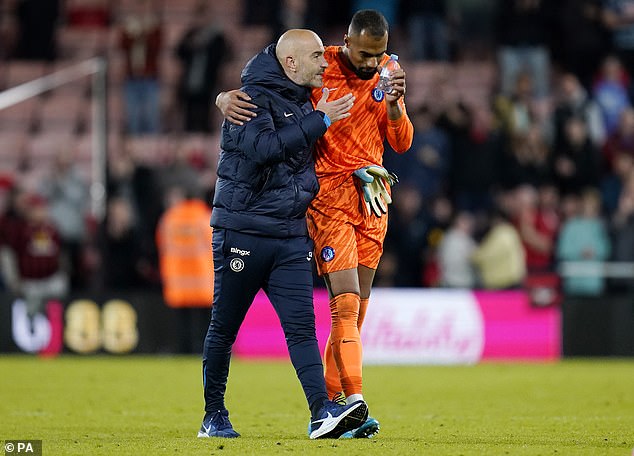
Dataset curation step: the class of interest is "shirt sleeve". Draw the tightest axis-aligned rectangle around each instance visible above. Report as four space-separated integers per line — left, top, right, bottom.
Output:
386 99 414 154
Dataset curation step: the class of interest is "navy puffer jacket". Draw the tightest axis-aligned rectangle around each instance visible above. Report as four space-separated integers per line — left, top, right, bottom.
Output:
210 44 326 238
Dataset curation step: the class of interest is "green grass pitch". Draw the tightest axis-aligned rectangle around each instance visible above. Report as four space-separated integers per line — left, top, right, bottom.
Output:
1 356 633 455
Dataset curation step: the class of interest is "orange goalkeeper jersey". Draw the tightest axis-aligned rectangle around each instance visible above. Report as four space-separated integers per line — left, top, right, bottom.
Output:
310 46 414 192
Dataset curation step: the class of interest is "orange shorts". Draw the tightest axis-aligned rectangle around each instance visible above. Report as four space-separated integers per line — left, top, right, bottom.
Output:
307 175 387 275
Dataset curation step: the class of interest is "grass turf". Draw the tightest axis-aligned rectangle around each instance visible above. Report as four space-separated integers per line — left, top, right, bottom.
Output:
1 356 633 455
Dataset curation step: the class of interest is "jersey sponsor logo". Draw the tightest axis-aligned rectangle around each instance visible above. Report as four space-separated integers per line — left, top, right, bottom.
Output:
321 246 335 262
306 251 313 262
230 258 245 272
230 247 250 256
371 88 385 102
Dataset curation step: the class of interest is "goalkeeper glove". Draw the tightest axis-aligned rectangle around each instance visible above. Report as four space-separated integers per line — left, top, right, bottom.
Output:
353 165 399 217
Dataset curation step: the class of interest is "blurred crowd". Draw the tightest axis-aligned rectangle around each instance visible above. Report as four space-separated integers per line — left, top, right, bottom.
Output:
1 0 634 312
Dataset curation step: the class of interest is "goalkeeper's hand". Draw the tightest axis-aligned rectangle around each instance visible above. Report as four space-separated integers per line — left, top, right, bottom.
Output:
353 165 399 217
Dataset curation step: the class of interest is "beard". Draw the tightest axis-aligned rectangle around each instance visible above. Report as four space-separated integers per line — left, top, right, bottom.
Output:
354 67 377 80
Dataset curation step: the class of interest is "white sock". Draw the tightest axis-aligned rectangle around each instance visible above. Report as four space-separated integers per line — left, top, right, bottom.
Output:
346 393 364 404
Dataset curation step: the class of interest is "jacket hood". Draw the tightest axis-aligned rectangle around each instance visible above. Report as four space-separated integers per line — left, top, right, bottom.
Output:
240 44 312 103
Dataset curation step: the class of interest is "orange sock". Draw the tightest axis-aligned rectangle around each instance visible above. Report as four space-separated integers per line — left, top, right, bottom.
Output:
324 296 370 399
358 297 369 332
323 333 340 399
326 293 363 398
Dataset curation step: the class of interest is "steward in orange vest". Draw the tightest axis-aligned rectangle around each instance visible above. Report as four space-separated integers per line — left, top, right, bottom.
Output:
156 195 213 308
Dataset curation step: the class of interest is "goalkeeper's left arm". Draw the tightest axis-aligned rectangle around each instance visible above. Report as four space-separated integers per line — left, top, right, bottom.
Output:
353 165 398 217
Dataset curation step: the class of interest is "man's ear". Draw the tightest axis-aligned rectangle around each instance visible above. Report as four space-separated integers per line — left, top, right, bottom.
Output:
286 56 296 72
343 35 349 48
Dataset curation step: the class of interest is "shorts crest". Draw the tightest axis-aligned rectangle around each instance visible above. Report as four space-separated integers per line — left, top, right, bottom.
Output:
321 246 335 262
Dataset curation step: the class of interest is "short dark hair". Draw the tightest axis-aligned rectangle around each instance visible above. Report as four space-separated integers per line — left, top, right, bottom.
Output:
348 9 388 38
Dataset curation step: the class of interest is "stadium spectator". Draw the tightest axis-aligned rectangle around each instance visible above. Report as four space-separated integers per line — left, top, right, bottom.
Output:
555 0 609 91
602 106 634 172
512 184 560 274
242 0 281 30
552 73 606 151
0 0 17 59
112 143 163 283
39 147 90 291
429 74 503 212
437 211 477 288
444 105 503 214
471 206 526 289
402 0 451 62
494 71 543 138
106 145 138 216
383 183 428 287
556 188 611 296
0 192 68 317
0 175 17 290
117 0 162 135
157 140 205 200
551 116 602 196
383 104 450 200
449 0 498 59
420 194 453 287
200 29 365 440
351 0 398 24
273 0 309 40
155 185 212 354
175 1 228 133
216 11 414 438
94 195 145 292
65 0 111 28
14 0 60 60
494 0 553 99
501 122 552 189
602 0 634 97
593 55 632 136
610 168 634 290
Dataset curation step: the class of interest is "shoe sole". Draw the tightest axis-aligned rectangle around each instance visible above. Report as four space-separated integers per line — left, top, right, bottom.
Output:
352 418 380 438
310 402 369 439
339 417 380 439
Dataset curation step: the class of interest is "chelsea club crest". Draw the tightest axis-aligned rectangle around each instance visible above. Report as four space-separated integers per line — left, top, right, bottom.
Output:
372 88 385 102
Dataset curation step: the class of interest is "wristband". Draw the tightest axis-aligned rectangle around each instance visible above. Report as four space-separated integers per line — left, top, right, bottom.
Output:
322 113 331 128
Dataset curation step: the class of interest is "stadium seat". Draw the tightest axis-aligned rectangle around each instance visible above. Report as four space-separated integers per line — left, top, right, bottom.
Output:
57 27 108 59
5 61 46 88
0 97 40 132
38 92 86 133
26 131 75 167
0 132 26 172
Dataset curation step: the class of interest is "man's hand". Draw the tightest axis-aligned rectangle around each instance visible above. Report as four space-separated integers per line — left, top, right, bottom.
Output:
215 90 257 125
353 165 398 217
385 67 406 102
315 88 354 123
375 65 406 120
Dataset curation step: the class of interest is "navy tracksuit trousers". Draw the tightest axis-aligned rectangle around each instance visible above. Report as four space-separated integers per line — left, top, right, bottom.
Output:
202 228 328 415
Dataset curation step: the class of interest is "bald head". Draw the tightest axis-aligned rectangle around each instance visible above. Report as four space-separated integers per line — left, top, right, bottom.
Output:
275 29 328 87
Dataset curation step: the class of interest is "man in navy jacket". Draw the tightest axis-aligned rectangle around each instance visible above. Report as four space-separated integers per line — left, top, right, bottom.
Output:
198 29 367 439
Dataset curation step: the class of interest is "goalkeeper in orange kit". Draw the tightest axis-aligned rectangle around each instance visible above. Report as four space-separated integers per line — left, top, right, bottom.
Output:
217 9 414 438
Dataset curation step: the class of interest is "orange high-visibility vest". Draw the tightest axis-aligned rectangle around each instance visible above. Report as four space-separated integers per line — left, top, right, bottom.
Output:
156 199 213 308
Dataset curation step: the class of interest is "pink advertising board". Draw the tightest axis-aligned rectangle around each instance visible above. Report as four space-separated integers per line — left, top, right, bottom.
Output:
233 289 560 363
